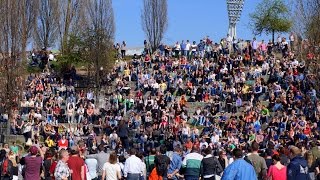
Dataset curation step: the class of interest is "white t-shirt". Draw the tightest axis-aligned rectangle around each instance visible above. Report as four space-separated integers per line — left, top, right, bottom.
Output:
185 43 191 51
103 162 121 180
48 53 54 61
175 43 181 50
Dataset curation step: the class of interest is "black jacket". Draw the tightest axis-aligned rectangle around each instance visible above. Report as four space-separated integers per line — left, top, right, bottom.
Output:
200 155 223 179
117 124 129 138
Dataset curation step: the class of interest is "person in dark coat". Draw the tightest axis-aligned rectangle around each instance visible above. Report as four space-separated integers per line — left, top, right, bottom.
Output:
117 120 130 150
287 146 310 180
200 147 223 180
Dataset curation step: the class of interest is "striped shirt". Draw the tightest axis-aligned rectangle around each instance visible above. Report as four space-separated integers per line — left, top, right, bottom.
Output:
182 152 203 176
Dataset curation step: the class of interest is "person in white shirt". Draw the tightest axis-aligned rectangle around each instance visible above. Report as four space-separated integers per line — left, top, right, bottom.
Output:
48 52 55 61
102 152 121 180
273 82 282 96
152 81 159 96
67 102 75 123
86 155 98 180
291 59 299 68
200 138 209 150
262 61 270 75
174 41 181 57
254 65 262 78
34 109 42 119
123 148 144 180
185 40 191 59
87 90 94 100
211 131 220 145
77 104 85 123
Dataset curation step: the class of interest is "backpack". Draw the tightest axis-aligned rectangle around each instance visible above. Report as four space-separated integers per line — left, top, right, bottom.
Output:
0 158 11 177
149 168 163 180
155 155 169 176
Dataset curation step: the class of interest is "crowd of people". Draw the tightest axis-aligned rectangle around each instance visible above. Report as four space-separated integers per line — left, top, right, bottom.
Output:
0 33 320 180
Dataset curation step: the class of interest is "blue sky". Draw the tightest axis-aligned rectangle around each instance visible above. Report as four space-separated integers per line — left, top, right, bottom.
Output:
113 0 289 47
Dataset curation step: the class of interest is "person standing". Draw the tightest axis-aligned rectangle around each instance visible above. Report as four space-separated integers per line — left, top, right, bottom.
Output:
247 141 267 180
289 32 295 51
67 146 85 180
145 148 157 176
102 152 121 180
86 144 110 179
154 145 170 179
221 148 257 180
200 147 223 180
267 154 287 180
185 40 191 60
121 41 126 59
310 141 320 161
287 146 310 180
24 146 44 180
117 120 130 150
218 150 229 171
0 149 13 180
182 146 203 180
123 148 144 180
54 149 71 180
43 150 56 180
85 149 98 180
252 38 258 53
167 147 182 180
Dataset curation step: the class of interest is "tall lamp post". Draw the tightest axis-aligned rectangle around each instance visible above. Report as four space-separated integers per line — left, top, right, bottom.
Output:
227 0 245 39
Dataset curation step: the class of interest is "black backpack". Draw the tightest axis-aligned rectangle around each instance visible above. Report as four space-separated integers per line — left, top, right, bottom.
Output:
155 155 169 176
0 158 13 177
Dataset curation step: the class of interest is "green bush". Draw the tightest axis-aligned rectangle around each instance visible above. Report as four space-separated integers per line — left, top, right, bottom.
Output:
27 66 42 74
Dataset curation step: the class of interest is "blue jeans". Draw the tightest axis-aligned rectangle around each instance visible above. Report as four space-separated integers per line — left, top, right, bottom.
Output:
127 173 141 180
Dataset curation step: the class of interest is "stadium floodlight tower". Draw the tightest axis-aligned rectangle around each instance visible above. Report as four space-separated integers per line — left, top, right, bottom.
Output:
227 0 245 39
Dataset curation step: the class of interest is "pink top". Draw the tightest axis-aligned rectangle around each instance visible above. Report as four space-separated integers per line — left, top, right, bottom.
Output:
267 165 287 180
260 43 267 51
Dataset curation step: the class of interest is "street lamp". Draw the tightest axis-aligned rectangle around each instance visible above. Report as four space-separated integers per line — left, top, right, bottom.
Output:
227 0 245 39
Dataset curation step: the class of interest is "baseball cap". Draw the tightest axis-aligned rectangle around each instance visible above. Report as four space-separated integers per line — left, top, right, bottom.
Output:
30 146 38 155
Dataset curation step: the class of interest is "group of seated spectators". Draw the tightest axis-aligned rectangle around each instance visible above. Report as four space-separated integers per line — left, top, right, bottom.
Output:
0 34 320 180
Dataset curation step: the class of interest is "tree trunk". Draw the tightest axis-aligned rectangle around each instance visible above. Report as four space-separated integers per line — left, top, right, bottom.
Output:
21 1 27 62
272 29 275 44
62 0 71 54
6 60 11 135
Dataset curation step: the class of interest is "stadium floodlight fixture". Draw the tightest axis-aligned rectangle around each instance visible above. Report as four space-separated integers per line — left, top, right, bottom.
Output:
227 0 245 39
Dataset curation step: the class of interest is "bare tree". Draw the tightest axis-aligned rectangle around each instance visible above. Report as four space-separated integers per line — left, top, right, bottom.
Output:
141 0 168 52
85 0 115 41
0 0 26 135
83 0 115 89
58 0 83 54
291 0 320 46
34 0 60 49
21 0 38 60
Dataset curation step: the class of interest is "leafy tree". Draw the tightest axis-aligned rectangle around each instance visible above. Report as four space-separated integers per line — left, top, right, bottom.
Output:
250 0 292 43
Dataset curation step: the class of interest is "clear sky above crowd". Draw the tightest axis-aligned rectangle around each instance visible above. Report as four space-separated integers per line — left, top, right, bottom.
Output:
113 0 290 47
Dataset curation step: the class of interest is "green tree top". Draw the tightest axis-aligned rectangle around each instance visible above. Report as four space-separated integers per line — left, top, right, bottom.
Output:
250 0 292 42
